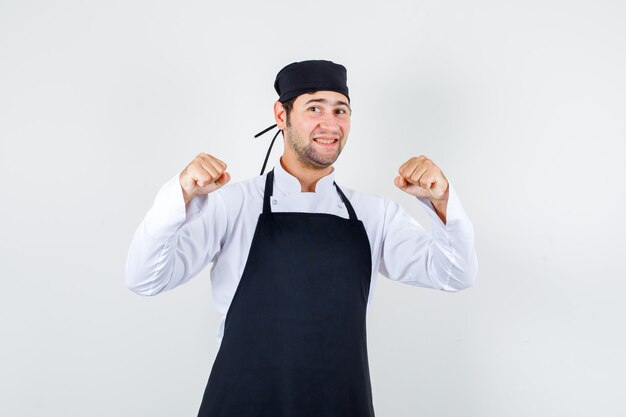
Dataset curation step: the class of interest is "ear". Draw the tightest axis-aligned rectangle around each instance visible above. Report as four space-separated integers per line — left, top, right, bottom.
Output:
274 101 287 130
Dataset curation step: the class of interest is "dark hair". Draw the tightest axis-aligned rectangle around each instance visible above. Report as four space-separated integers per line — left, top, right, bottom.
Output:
281 97 296 127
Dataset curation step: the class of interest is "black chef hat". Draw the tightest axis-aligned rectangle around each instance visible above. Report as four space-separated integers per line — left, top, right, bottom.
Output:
274 60 350 103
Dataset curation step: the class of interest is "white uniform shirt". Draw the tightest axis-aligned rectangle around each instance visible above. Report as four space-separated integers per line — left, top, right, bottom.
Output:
125 162 478 347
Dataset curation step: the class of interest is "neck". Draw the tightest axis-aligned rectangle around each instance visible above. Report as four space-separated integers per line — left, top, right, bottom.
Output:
279 155 333 192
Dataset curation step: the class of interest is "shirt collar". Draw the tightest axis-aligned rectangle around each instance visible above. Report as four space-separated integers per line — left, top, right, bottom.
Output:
273 158 336 195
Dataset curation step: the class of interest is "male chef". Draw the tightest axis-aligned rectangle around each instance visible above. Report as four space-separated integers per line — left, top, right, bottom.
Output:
125 59 478 417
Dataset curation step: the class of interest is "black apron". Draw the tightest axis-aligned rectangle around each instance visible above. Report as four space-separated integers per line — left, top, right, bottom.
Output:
197 169 375 417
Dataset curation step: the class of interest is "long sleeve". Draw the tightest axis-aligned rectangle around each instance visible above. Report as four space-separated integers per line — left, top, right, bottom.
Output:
125 174 228 296
378 182 478 291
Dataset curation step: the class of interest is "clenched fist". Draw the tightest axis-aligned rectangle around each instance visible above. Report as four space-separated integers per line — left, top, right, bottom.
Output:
394 155 449 222
179 153 231 205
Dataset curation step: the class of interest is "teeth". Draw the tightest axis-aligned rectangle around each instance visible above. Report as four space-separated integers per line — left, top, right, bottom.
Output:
315 139 336 144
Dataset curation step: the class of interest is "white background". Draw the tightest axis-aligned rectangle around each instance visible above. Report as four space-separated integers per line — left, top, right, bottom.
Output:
1 0 624 416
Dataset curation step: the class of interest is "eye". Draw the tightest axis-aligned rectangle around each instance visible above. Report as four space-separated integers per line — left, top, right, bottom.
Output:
336 108 349 115
308 106 320 112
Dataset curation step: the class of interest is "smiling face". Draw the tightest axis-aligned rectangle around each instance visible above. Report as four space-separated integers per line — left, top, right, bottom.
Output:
278 90 351 170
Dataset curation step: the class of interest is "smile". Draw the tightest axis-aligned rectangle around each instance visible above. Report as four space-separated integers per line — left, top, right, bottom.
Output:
313 138 338 145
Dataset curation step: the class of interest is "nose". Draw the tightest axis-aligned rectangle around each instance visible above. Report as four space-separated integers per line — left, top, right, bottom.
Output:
319 112 340 133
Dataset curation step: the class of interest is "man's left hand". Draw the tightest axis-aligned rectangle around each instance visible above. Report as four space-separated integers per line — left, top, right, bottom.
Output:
394 155 450 222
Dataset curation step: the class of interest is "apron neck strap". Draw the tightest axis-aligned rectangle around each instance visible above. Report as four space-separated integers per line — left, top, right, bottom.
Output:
332 181 358 220
263 169 358 221
263 170 275 214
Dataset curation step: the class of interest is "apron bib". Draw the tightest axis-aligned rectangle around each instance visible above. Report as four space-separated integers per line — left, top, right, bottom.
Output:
198 169 375 417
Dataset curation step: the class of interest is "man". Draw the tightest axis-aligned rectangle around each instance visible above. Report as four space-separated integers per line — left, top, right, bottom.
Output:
125 60 477 416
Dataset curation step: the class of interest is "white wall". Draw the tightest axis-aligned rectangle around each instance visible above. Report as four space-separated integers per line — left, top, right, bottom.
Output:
1 0 624 416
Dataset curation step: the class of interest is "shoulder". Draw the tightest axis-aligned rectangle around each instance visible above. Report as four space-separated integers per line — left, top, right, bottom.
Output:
212 174 265 209
336 183 416 230
336 184 392 218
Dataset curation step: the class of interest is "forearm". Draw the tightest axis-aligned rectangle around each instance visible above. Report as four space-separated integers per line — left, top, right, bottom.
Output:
380 183 477 291
427 218 477 291
422 183 476 290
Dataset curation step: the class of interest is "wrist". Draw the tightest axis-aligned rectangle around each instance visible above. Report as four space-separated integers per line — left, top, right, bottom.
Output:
429 183 449 205
181 186 194 206
429 186 449 224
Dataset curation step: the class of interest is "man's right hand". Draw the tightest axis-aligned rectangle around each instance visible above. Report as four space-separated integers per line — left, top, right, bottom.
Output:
179 153 230 205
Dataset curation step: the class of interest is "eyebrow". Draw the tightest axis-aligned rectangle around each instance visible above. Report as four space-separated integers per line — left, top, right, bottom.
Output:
304 98 351 111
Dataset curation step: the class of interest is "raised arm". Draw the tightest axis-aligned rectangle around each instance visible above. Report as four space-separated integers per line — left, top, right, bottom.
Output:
124 153 231 296
379 155 478 291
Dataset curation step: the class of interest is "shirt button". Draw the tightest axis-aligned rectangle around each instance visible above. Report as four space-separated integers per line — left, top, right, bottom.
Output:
271 198 278 205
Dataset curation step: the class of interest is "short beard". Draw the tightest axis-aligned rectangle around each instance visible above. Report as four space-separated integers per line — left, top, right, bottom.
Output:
284 118 342 169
